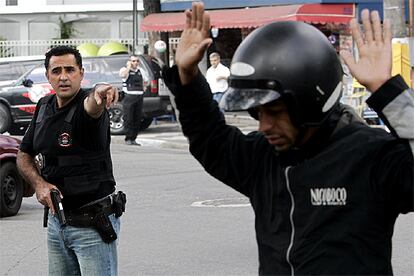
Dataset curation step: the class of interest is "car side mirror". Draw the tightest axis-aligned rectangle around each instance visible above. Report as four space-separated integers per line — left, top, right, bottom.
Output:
22 78 34 87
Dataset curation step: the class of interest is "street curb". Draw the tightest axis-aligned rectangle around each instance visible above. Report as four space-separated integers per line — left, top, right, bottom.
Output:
225 113 257 126
109 112 257 150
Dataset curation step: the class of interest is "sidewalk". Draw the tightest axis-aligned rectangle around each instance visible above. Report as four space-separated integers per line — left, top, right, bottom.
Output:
111 112 258 149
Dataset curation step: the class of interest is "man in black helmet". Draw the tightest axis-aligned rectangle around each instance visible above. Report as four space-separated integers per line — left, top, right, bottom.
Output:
163 2 413 275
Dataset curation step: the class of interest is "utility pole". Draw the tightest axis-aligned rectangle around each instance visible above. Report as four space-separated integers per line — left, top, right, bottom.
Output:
143 0 169 65
410 0 414 88
383 0 407 38
132 0 137 54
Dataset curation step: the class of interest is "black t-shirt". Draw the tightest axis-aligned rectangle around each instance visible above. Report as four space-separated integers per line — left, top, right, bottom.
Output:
20 89 115 210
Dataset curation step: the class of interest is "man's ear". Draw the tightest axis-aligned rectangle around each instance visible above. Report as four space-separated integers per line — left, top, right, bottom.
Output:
80 68 84 79
45 71 49 80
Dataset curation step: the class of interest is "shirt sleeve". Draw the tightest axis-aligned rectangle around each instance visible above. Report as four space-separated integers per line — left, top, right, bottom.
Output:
367 75 414 213
72 91 110 151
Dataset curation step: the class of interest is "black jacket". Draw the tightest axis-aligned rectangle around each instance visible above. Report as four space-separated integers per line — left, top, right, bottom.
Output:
164 67 414 275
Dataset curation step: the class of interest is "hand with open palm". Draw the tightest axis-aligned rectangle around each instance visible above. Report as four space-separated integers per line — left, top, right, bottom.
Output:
175 2 212 85
340 9 392 92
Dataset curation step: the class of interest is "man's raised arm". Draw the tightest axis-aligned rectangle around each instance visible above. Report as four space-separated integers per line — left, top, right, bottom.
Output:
174 2 212 85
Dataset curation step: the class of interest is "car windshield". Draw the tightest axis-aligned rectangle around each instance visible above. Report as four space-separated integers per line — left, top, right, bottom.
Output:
25 67 48 83
0 60 43 82
103 56 132 82
82 60 113 87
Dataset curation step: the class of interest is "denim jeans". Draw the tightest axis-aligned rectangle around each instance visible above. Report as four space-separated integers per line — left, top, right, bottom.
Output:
212 92 224 105
47 213 120 276
213 92 225 113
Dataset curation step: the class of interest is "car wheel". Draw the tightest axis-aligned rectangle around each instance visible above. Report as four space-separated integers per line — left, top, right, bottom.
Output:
0 162 24 217
108 103 153 134
108 103 125 135
0 104 12 134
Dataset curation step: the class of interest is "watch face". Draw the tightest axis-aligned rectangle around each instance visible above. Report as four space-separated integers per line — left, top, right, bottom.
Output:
58 132 72 147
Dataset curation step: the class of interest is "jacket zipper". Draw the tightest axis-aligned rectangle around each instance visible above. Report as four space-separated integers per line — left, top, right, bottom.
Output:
285 166 295 276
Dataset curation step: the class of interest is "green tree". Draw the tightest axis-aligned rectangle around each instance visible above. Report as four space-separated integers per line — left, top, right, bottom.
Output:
143 0 169 64
58 17 77 39
0 35 13 57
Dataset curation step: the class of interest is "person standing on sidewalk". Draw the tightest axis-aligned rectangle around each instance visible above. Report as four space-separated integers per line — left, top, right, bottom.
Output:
119 55 148 145
206 52 230 105
16 46 125 275
163 2 413 275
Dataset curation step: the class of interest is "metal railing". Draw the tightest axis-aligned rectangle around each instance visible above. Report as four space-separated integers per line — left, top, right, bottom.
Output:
0 38 181 58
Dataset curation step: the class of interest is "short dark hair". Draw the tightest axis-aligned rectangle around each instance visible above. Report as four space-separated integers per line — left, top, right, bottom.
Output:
44 46 82 70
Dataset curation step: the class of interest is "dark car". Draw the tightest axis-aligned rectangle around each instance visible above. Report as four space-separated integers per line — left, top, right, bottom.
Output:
0 54 173 135
0 56 45 89
0 134 34 217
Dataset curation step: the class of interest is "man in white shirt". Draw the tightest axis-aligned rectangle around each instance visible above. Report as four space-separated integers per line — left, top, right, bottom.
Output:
206 52 230 105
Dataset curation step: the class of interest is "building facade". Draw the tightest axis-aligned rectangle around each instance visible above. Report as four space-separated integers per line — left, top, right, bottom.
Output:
0 0 144 42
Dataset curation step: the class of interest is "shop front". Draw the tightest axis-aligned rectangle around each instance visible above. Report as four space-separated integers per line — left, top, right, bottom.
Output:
141 3 355 69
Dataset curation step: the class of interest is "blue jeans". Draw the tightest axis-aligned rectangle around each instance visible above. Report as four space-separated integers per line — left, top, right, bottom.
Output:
212 92 224 105
47 213 120 276
213 92 225 112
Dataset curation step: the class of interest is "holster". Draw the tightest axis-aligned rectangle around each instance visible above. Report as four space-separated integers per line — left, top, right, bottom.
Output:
63 192 127 243
112 191 127 218
94 212 117 243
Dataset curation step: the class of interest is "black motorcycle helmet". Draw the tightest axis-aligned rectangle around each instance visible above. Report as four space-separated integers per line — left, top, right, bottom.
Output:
220 21 344 127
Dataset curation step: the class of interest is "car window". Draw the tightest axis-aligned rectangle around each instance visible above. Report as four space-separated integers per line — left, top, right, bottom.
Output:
0 60 43 82
0 63 22 81
82 60 113 87
26 66 48 84
103 56 130 82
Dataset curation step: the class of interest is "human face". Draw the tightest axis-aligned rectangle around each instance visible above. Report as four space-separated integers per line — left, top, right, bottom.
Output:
45 54 84 108
209 56 220 68
129 57 139 69
258 101 299 151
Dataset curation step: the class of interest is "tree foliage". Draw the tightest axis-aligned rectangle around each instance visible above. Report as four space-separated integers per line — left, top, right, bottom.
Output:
58 17 77 39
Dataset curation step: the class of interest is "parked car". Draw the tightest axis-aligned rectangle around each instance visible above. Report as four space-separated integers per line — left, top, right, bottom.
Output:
0 55 45 89
0 54 173 135
0 134 34 217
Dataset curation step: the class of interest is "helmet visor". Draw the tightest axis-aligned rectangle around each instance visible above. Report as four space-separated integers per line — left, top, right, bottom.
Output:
219 87 281 111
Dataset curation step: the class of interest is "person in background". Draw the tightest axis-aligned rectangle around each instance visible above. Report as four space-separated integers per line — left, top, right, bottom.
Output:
16 45 125 276
119 55 148 145
205 52 230 105
163 2 413 275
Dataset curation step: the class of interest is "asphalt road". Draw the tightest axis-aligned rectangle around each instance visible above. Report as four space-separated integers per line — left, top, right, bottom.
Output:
1 118 413 275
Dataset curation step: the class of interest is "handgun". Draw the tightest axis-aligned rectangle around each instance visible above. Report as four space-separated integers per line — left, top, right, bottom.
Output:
50 189 66 225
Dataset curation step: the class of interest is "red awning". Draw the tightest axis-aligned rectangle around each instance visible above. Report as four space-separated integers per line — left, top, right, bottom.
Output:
141 4 355 32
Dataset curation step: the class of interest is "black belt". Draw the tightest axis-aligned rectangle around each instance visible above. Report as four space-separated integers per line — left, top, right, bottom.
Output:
65 196 114 227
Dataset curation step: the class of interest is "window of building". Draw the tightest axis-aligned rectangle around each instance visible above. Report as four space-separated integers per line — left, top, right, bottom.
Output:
6 0 18 6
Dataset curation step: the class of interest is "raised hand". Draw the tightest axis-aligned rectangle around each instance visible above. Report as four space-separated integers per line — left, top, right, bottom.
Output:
175 2 212 85
340 9 392 92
